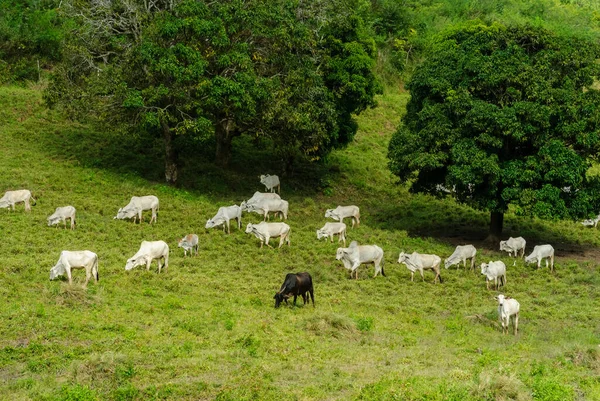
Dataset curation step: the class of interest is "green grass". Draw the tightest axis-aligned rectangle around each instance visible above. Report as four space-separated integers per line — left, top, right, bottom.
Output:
1 85 600 400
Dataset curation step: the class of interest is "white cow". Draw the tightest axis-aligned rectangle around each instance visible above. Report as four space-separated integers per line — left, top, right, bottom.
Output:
49 250 99 288
245 222 291 248
398 251 442 283
114 195 159 224
260 174 280 193
47 206 76 230
499 237 526 258
336 241 385 279
125 240 169 273
316 222 347 246
245 199 288 221
0 189 36 212
582 215 600 228
206 205 242 234
243 191 281 206
325 205 360 228
496 294 520 335
444 245 477 270
178 234 199 257
525 244 555 272
480 261 506 290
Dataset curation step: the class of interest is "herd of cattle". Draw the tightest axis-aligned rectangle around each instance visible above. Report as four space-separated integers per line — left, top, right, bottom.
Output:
0 177 568 335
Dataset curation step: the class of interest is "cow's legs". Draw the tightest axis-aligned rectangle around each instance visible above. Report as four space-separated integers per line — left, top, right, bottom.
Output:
420 270 425 282
514 314 519 335
84 268 91 288
226 220 231 234
66 267 73 285
146 259 151 271
550 255 554 272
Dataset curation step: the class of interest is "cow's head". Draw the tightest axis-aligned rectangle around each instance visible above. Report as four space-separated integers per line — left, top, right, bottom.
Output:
273 292 288 308
398 251 408 264
443 257 454 269
524 254 535 264
316 229 327 240
499 240 507 251
495 294 506 306
115 207 138 220
245 223 254 234
47 216 60 227
205 219 217 229
324 209 334 219
0 200 9 209
49 262 65 280
125 255 145 271
335 247 346 260
480 262 490 274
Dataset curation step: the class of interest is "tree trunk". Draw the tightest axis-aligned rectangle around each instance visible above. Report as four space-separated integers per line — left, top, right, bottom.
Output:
486 211 504 243
161 120 178 185
215 119 235 167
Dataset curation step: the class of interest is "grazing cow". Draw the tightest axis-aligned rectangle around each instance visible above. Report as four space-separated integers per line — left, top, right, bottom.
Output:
274 272 315 308
206 205 242 234
49 250 99 288
125 240 169 273
582 215 600 228
260 174 280 193
0 189 36 212
398 251 443 283
114 195 159 224
178 234 199 256
496 294 520 335
242 191 281 206
245 222 291 248
244 198 288 221
525 244 555 272
47 206 76 230
316 222 347 246
499 237 526 258
480 261 506 290
444 245 477 270
336 241 385 279
325 205 361 228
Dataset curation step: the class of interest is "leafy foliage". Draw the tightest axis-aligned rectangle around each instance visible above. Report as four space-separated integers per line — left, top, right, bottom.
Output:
388 23 600 233
45 0 381 182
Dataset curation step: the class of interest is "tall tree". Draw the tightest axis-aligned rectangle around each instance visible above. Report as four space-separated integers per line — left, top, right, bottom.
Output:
45 0 381 183
388 23 600 238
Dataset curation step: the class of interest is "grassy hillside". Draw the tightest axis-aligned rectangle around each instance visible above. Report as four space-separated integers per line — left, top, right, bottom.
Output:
1 85 600 401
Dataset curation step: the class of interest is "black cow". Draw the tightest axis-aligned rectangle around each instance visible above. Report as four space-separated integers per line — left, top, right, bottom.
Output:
274 272 315 308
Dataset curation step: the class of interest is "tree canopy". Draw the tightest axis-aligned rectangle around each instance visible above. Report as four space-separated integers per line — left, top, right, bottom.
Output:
44 0 381 183
388 23 600 236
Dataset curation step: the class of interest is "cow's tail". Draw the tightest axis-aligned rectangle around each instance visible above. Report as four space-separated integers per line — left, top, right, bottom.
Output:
438 273 443 283
31 194 37 206
381 258 386 277
94 254 99 281
286 228 291 246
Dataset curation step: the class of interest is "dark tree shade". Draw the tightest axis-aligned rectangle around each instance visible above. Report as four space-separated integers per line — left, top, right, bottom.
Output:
388 23 600 237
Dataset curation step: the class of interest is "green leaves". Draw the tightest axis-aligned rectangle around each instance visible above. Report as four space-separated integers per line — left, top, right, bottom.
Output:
388 23 600 228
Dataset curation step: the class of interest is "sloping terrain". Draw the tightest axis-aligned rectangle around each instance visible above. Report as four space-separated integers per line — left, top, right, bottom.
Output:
0 86 599 400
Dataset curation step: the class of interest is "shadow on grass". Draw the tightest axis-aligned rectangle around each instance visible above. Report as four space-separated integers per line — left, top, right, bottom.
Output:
367 193 600 258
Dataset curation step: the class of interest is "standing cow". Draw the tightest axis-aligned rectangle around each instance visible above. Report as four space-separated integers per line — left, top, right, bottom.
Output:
496 294 520 335
336 241 385 279
125 240 169 273
525 244 555 272
480 261 506 290
0 189 36 212
274 272 315 308
499 237 526 258
398 251 443 284
444 245 477 270
47 206 76 230
178 234 199 256
114 195 159 224
325 205 360 228
245 222 291 248
49 250 99 288
260 174 280 193
206 205 242 234
316 222 347 246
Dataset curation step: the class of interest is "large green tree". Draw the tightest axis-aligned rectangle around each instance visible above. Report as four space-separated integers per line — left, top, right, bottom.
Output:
388 23 600 237
45 0 380 183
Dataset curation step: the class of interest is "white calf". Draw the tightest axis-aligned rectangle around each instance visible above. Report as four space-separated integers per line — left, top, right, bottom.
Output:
336 241 385 279
325 205 360 228
444 245 476 270
525 244 555 272
398 251 442 283
245 199 288 221
49 250 99 288
125 240 169 273
480 261 506 290
206 205 242 234
496 294 520 335
0 189 36 212
178 234 199 256
47 206 76 230
245 222 291 248
316 222 347 246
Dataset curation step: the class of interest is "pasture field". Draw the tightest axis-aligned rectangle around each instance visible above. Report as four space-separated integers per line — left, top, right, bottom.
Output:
1 85 600 401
